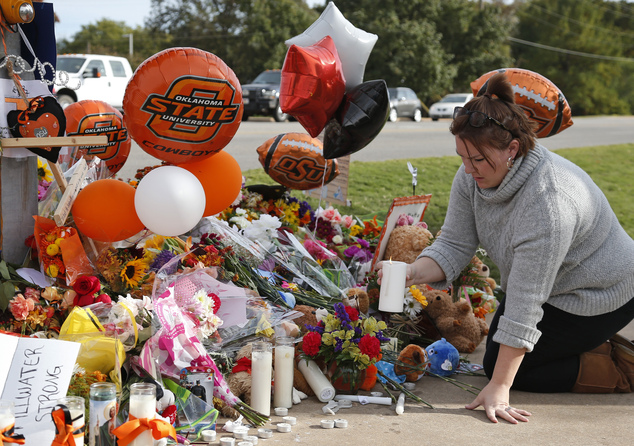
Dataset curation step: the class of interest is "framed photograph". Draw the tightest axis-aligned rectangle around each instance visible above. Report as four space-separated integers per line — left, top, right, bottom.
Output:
178 366 215 404
370 194 432 270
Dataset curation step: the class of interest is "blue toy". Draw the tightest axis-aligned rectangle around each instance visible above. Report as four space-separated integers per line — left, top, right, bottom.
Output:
425 338 460 377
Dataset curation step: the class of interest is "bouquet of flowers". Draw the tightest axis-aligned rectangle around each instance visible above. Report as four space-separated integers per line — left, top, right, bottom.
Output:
301 302 389 370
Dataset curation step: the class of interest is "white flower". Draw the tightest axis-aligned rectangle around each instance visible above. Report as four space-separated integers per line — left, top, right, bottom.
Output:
332 235 343 245
403 293 423 319
230 215 250 229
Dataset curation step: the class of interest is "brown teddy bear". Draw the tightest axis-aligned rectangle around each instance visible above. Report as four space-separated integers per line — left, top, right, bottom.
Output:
470 255 497 295
292 304 320 334
394 344 429 382
343 287 370 315
223 343 253 417
423 288 489 353
383 224 434 264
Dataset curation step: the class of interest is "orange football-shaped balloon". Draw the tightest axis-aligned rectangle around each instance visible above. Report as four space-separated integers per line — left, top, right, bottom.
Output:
123 47 243 164
64 100 131 176
470 68 573 138
257 132 339 190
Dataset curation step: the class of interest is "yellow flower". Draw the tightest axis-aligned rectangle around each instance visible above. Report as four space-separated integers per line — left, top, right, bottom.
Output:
46 264 59 277
349 224 363 237
144 235 166 250
46 244 60 256
120 259 147 288
409 285 428 308
37 157 53 182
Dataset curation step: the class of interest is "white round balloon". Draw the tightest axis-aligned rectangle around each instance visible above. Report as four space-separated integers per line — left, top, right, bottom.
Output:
285 1 378 91
134 166 206 236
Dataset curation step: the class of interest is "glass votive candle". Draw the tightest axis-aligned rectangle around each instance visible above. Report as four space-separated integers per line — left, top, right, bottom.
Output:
58 396 86 446
0 400 16 432
128 383 156 446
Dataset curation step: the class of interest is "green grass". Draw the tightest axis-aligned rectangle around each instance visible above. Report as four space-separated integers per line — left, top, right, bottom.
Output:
243 143 634 238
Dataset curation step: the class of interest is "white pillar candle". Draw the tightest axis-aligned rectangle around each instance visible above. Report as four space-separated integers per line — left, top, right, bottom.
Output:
128 383 156 446
274 337 295 409
58 396 86 446
250 341 273 416
378 260 407 312
297 359 335 402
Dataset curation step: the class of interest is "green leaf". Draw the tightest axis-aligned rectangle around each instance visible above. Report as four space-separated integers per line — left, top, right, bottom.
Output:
0 281 15 311
0 261 10 280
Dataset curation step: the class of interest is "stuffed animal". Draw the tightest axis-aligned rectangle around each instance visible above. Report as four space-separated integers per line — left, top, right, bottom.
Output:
343 288 370 315
383 224 434 264
292 304 319 334
426 338 460 377
394 344 429 382
223 343 254 417
423 288 489 353
470 255 497 295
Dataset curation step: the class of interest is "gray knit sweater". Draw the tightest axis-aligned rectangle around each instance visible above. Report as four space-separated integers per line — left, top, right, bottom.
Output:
419 143 634 352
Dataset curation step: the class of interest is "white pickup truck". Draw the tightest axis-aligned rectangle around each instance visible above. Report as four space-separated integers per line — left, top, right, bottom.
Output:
53 54 133 110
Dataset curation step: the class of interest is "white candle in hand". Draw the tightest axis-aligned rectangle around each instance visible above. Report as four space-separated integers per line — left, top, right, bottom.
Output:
379 260 407 312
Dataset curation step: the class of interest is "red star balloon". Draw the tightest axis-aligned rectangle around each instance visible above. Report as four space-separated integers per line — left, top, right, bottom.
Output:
280 35 346 138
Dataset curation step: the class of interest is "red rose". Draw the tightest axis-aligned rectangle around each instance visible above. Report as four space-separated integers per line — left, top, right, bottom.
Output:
209 292 221 312
358 334 381 359
73 293 95 307
72 275 101 296
302 331 322 357
344 306 359 321
95 294 112 304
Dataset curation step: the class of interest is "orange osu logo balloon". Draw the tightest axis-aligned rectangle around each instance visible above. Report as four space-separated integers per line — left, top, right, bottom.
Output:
64 100 131 176
124 47 243 164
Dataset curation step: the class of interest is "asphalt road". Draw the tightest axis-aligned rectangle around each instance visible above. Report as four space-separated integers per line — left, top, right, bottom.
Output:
115 116 634 181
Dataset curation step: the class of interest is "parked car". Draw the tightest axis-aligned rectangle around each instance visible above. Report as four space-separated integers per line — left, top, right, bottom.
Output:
429 93 474 121
53 54 134 110
388 87 424 122
241 69 288 122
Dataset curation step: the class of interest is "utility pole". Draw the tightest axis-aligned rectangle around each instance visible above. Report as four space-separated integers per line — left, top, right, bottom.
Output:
122 33 133 56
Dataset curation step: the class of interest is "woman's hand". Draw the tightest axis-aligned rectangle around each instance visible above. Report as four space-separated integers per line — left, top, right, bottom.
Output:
376 257 445 287
465 381 531 424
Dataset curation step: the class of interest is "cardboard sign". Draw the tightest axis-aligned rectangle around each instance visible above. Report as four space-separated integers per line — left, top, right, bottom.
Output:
370 194 433 270
54 158 88 226
304 155 351 206
0 333 81 446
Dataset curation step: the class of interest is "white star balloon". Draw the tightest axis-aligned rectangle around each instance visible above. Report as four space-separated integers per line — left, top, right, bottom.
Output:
285 1 378 91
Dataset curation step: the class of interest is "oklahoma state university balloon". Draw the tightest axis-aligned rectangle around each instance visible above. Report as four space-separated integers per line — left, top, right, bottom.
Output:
470 68 573 138
63 100 130 177
257 132 339 190
123 47 243 164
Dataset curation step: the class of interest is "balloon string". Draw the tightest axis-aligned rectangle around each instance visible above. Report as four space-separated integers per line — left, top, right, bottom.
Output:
311 159 329 241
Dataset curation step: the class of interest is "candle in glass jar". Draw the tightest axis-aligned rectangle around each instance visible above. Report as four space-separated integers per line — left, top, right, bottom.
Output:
89 382 117 446
297 359 335 402
0 400 15 431
58 396 85 446
274 336 295 409
128 383 156 446
250 341 273 416
378 260 407 312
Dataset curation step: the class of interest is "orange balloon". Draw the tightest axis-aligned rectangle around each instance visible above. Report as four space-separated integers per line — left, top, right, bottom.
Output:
63 100 131 177
72 179 145 242
123 47 243 164
178 151 242 217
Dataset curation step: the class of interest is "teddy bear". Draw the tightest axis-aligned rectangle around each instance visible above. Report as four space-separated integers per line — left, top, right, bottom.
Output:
222 343 254 418
394 344 429 382
343 287 370 315
383 223 434 264
292 304 320 334
470 255 497 295
423 288 489 353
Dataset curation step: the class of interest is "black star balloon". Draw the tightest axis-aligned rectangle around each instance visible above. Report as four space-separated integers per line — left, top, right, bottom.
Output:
323 79 390 160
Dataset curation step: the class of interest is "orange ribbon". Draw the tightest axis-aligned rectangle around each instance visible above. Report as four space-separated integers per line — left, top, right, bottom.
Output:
0 423 26 445
50 405 84 446
113 415 176 446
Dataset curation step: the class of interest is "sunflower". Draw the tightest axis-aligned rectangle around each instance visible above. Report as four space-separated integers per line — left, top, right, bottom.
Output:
37 157 53 182
120 259 148 288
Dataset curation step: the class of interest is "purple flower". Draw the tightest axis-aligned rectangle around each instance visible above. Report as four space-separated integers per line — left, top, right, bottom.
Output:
151 250 176 271
334 337 344 352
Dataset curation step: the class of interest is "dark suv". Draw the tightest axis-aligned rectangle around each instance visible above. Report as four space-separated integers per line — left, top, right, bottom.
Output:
241 69 288 122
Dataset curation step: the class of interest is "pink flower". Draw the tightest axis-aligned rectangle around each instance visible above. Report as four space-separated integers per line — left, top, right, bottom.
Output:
9 294 35 321
341 215 355 229
320 207 342 223
396 214 414 226
24 287 41 301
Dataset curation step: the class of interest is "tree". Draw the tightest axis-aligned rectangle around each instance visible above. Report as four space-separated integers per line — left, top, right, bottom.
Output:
145 0 318 82
512 0 633 115
56 19 170 69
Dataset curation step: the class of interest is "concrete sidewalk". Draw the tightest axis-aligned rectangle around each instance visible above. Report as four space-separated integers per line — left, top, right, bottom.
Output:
213 319 634 446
